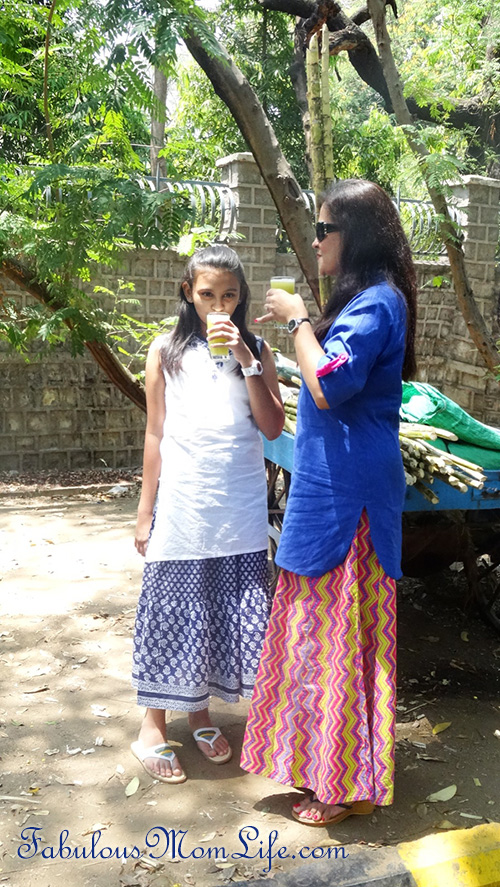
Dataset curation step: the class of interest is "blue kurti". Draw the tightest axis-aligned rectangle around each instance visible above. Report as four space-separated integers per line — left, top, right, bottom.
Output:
275 282 407 580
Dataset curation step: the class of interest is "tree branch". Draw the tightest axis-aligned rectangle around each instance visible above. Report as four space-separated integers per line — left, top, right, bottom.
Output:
1 258 147 412
43 0 58 156
367 0 500 375
259 0 500 161
183 27 320 305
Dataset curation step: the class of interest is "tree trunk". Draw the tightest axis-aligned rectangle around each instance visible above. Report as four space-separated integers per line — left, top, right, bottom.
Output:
150 65 168 180
289 20 313 184
1 258 147 412
367 0 500 375
183 28 321 306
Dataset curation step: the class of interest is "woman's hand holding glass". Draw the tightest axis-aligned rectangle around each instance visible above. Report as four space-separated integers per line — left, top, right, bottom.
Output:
255 287 309 326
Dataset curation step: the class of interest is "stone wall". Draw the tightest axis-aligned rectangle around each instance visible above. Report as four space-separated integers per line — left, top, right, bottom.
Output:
1 155 499 472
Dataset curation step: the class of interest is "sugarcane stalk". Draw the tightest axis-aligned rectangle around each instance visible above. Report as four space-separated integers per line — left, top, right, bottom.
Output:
306 34 324 202
415 481 440 504
321 24 334 183
306 28 333 308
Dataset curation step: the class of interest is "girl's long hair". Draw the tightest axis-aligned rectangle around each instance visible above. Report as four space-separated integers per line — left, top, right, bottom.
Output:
161 244 260 375
314 179 417 380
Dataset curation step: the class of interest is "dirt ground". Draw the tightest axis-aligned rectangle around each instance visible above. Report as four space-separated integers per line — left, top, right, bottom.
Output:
1 480 500 887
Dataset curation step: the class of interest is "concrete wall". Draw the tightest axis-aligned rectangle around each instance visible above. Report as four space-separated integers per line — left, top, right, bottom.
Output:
1 154 499 472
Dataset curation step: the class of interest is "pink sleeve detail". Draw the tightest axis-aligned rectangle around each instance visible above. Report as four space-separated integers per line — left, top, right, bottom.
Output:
315 352 349 378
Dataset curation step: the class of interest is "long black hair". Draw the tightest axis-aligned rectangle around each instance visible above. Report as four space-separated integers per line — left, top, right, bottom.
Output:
161 244 260 375
314 179 417 380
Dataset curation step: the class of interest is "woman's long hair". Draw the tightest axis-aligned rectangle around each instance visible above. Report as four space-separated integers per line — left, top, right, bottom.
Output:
314 179 417 380
161 244 260 375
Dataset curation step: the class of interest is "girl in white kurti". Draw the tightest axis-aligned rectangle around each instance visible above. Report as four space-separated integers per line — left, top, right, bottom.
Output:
131 245 284 784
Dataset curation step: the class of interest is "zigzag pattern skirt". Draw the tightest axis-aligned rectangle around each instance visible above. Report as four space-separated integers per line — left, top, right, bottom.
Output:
240 511 396 807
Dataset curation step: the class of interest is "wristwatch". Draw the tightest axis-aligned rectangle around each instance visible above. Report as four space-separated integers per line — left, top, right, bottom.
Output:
287 317 311 334
241 359 263 377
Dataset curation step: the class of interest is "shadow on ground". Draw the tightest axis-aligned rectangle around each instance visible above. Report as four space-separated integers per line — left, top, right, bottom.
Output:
1 492 499 887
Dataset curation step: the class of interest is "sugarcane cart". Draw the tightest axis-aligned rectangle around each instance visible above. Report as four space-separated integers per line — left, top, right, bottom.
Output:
264 430 500 635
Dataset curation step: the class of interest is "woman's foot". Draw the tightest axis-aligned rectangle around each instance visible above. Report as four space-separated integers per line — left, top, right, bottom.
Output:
292 794 375 827
135 708 185 781
188 709 232 762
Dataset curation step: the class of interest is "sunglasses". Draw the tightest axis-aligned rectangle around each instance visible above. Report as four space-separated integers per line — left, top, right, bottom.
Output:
315 221 340 242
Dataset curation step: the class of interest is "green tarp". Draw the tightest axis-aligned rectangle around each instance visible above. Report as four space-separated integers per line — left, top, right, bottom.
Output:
432 438 500 470
401 381 500 451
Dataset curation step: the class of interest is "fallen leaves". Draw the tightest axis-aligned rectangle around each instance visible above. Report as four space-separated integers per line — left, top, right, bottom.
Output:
432 722 452 735
125 776 140 797
426 784 457 803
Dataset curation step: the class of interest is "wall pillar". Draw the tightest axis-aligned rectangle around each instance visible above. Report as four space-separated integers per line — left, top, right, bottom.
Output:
442 176 500 417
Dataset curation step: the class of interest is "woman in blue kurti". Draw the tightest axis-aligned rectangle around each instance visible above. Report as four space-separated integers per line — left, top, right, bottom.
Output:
241 179 418 827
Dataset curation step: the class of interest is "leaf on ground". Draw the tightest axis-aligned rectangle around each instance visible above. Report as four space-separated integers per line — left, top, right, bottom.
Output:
432 722 451 735
199 832 217 842
473 778 482 786
136 855 163 871
459 812 483 819
427 784 457 802
461 631 469 642
416 754 447 762
415 803 428 819
44 748 60 756
125 776 140 797
91 704 112 718
82 821 112 835
435 819 458 829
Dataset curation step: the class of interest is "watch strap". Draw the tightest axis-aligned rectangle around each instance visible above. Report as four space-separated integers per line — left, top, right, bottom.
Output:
241 359 263 377
288 317 311 334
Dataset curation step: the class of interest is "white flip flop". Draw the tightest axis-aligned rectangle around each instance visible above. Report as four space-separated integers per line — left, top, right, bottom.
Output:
192 727 232 764
130 740 187 784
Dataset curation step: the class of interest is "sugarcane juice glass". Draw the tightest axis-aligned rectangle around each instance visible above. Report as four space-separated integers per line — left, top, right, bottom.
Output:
270 276 295 294
206 312 230 360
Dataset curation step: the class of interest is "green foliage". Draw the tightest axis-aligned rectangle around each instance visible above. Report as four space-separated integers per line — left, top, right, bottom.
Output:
162 0 308 185
91 279 176 377
328 104 409 194
394 0 500 107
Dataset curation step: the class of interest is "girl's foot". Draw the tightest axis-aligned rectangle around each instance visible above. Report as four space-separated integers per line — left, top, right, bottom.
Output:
136 709 184 781
188 709 231 761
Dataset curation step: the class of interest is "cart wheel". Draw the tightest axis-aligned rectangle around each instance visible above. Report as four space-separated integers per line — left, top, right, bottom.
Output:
476 566 500 634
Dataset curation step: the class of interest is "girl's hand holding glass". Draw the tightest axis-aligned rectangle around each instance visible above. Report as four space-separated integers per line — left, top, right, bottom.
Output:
207 316 255 367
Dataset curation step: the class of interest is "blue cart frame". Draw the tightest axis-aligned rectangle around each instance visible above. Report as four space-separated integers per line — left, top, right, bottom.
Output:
263 432 500 632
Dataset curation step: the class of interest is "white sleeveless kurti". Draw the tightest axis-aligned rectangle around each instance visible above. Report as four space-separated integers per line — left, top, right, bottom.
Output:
132 336 272 711
146 336 268 561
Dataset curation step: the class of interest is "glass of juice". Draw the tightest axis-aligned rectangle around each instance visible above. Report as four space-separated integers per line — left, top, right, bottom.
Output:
270 276 296 294
206 312 230 360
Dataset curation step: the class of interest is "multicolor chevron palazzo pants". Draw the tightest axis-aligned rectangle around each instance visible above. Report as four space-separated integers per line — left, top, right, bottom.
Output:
241 511 396 807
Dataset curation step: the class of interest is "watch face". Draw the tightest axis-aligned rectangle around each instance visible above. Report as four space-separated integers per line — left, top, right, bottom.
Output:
287 319 297 333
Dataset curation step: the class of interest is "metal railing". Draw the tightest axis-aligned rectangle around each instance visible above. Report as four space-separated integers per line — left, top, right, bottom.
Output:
39 167 462 258
292 189 460 258
141 175 237 239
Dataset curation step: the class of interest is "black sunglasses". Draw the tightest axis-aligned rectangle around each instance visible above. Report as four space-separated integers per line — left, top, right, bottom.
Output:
315 221 340 242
